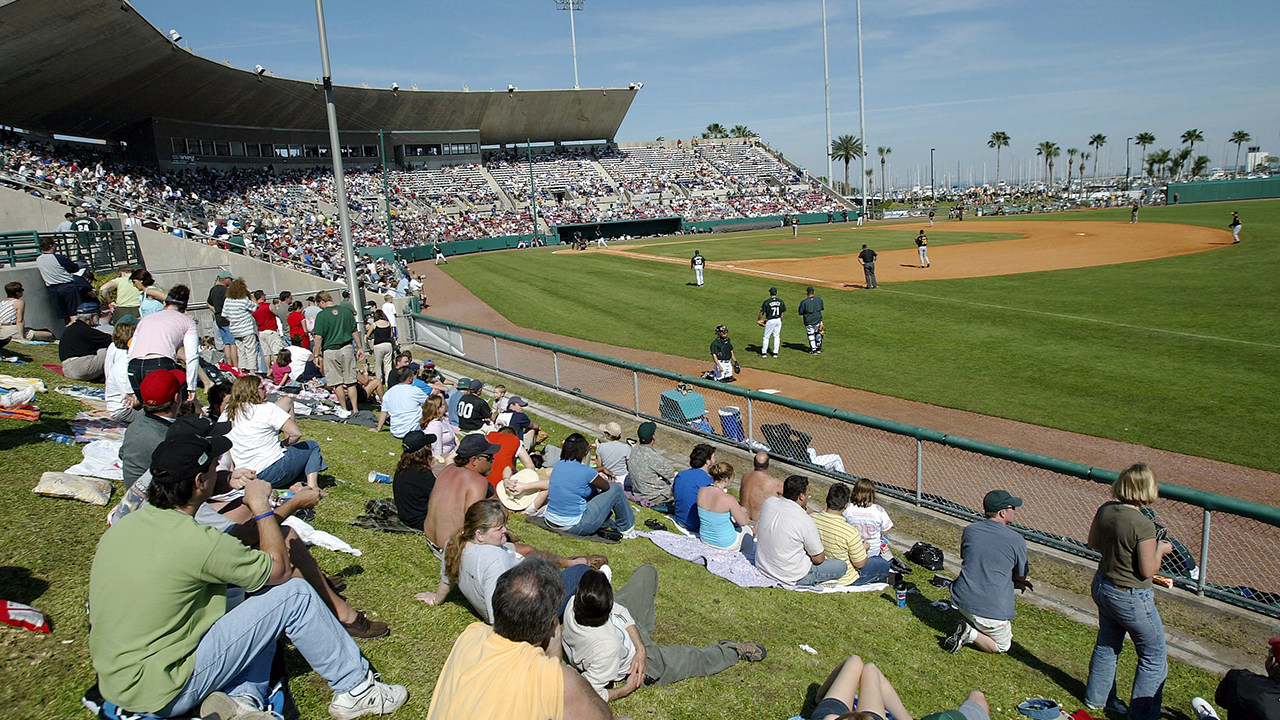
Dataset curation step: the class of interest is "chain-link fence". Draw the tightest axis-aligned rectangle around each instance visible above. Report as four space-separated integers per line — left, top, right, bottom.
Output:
409 312 1280 619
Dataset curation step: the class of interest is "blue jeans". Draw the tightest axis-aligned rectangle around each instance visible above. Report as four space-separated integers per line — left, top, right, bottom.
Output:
1084 574 1167 720
566 484 635 536
797 557 849 586
149 579 367 716
852 555 891 585
257 441 328 488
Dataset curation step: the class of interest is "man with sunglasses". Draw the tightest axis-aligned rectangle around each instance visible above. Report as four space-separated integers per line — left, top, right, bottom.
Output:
422 434 499 558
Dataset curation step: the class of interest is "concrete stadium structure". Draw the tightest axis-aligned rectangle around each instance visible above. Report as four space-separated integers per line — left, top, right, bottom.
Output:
0 0 639 170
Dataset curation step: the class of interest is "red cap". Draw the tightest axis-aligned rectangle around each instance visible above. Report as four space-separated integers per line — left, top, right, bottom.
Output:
139 369 186 408
1269 637 1280 658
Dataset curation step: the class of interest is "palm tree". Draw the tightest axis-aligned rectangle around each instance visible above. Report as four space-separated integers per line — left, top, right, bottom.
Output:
877 146 891 207
988 131 1011 186
1088 134 1107 178
1134 133 1155 176
1079 152 1090 191
1172 148 1192 180
830 134 863 195
1192 155 1211 178
1181 129 1204 170
1046 143 1060 187
729 125 752 138
1230 130 1251 176
865 168 875 201
702 123 728 139
1035 141 1055 186
1147 149 1170 178
1066 148 1078 195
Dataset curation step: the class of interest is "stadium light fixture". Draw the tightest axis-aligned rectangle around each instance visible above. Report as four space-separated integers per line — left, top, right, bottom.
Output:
391 82 399 92
822 0 831 192
255 64 267 76
554 0 584 89
508 84 517 93
168 29 182 42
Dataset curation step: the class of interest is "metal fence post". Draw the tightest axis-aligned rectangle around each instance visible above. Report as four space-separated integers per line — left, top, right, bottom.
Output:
553 351 560 387
633 371 640 413
1198 509 1211 596
492 337 499 369
746 398 754 443
915 439 923 506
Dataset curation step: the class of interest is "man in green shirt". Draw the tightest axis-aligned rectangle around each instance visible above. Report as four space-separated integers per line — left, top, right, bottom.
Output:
311 290 366 416
708 324 737 382
798 286 825 354
88 426 406 719
757 287 785 358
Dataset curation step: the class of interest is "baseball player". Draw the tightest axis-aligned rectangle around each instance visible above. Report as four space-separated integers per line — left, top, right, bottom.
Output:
916 230 930 268
691 250 706 287
433 242 447 265
757 287 785 358
1230 211 1241 243
709 324 737 381
798 286 825 354
928 208 936 227
595 228 607 248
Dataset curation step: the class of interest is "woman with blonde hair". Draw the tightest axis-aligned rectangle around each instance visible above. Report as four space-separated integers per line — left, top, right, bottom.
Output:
414 498 605 621
696 461 754 552
422 394 457 462
220 375 328 491
221 278 260 372
1083 463 1173 719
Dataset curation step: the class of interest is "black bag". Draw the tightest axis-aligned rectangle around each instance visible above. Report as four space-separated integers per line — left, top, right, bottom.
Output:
907 541 945 571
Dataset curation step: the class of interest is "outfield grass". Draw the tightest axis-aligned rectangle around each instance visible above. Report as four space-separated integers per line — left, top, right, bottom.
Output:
626 226 1020 261
443 199 1280 473
0 347 1225 720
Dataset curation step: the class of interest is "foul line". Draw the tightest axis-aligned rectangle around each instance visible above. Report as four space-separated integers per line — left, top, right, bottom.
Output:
879 288 1280 349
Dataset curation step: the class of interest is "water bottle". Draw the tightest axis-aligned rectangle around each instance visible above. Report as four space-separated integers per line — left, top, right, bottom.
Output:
40 433 76 445
367 471 392 484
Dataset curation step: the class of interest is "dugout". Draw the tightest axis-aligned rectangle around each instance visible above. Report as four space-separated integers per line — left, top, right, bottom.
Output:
553 216 682 243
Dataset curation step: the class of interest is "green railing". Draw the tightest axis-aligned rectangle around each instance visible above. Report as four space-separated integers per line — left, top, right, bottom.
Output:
407 311 1280 618
0 229 145 271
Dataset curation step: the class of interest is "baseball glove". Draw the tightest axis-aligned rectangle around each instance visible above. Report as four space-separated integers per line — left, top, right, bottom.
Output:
732 361 741 374
757 318 766 327
818 322 825 334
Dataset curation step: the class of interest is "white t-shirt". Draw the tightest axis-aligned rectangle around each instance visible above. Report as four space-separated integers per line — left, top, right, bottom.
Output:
754 496 824 585
842 503 894 558
562 596 637 701
286 345 312 380
220 402 291 472
380 383 428 438
457 543 522 624
381 302 396 327
103 344 131 414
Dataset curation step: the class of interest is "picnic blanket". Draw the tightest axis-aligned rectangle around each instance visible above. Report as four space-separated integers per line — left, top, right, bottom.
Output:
68 417 128 443
41 363 64 376
0 375 46 394
643 531 888 593
352 498 423 534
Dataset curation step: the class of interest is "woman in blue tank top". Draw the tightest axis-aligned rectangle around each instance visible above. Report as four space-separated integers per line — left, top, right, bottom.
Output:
696 462 754 553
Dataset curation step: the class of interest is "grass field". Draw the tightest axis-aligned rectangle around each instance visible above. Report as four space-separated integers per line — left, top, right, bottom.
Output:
623 227 1021 261
443 199 1280 473
0 346 1225 720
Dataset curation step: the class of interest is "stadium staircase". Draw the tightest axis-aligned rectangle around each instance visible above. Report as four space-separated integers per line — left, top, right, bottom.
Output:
590 159 621 195
476 166 515 210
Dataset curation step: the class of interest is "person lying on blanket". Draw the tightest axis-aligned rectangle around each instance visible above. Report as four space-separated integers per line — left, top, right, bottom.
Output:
561 564 766 702
413 499 606 623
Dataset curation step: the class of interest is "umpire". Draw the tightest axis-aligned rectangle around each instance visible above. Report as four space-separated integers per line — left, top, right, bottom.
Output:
858 244 878 289
798 286 825 355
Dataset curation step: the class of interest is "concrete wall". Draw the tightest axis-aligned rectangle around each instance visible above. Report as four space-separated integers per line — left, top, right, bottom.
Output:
0 264 65 338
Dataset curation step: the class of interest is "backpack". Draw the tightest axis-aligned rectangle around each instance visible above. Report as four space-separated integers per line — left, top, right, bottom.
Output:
907 541 945 571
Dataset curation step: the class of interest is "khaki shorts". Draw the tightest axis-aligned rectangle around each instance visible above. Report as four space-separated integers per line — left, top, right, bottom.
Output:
958 606 1013 652
322 346 357 386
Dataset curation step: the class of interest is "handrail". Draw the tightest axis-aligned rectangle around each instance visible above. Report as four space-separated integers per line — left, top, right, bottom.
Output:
409 311 1280 529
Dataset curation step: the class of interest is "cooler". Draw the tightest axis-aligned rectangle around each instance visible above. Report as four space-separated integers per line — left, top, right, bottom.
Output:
718 406 745 441
659 388 706 423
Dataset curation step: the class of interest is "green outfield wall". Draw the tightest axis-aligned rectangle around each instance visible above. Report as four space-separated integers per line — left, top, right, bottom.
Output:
1168 176 1280 204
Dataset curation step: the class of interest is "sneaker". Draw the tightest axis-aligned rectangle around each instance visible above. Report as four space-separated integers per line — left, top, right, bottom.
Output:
1086 700 1129 715
334 408 352 419
889 557 914 575
771 354 778 358
620 527 641 540
341 611 390 639
328 672 408 719
942 621 970 654
1191 697 1219 720
720 640 767 662
200 692 279 720
760 353 767 358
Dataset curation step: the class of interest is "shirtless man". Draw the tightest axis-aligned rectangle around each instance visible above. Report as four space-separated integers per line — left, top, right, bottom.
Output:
423 434 498 555
739 452 783 523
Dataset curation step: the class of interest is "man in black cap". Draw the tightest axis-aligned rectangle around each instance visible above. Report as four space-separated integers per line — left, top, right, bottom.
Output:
709 325 736 381
757 287 785 358
89 428 407 719
857 244 878 289
456 378 492 434
943 489 1031 655
391 429 437 533
422 433 500 555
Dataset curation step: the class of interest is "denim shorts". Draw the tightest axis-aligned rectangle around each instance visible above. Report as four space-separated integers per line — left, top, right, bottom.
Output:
218 325 236 345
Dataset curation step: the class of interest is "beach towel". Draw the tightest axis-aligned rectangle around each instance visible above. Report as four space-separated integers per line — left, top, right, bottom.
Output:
0 404 40 421
41 363 64 376
68 417 128 443
643 531 888 593
0 375 46 393
352 497 423 534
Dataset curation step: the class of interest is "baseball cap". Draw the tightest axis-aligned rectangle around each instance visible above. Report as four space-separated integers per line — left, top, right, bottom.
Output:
637 421 657 442
1268 637 1280 658
469 379 484 391
150 419 232 483
423 359 435 367
599 421 623 439
216 270 234 279
983 489 1023 513
139 368 186 408
507 396 526 407
456 377 471 389
806 285 815 293
456 433 501 460
401 430 437 454
920 711 968 720
114 314 139 326
715 324 727 333
769 287 777 295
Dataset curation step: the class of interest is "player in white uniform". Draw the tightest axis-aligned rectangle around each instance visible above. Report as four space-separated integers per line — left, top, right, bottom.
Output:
757 287 785 358
433 243 447 265
691 250 705 287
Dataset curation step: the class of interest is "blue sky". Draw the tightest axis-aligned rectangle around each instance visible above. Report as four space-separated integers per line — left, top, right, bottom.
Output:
133 0 1279 187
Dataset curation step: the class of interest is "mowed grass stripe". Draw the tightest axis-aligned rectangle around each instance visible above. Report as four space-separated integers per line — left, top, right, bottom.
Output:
625 225 1020 261
443 198 1280 472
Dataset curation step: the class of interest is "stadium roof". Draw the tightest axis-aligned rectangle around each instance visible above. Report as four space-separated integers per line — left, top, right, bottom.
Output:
0 0 637 145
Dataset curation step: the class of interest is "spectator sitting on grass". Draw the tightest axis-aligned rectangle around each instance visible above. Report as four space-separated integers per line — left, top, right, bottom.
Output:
943 489 1031 655
1193 636 1280 720
426 556 621 720
446 376 469 426
594 422 630 485
269 349 294 385
755 475 848 586
544 433 637 539
104 317 141 422
842 478 895 559
422 394 459 463
414 498 605 620
740 451 782 523
422 434 499 557
0 282 54 341
59 307 113 382
696 462 755 553
375 366 430 437
625 421 676 511
485 425 536 488
812 482 891 586
393 430 437 534
456 379 492 434
562 564 766 703
672 443 717 532
220 375 327 492
119 369 191 485
502 396 540 449
801 653 991 720
285 337 321 383
127 284 199 400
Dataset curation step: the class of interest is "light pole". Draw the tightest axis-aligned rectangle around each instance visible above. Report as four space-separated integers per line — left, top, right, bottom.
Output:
554 0 583 89
1125 136 1132 191
313 0 363 340
379 129 393 247
930 148 935 203
821 0 832 190
856 0 867 217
